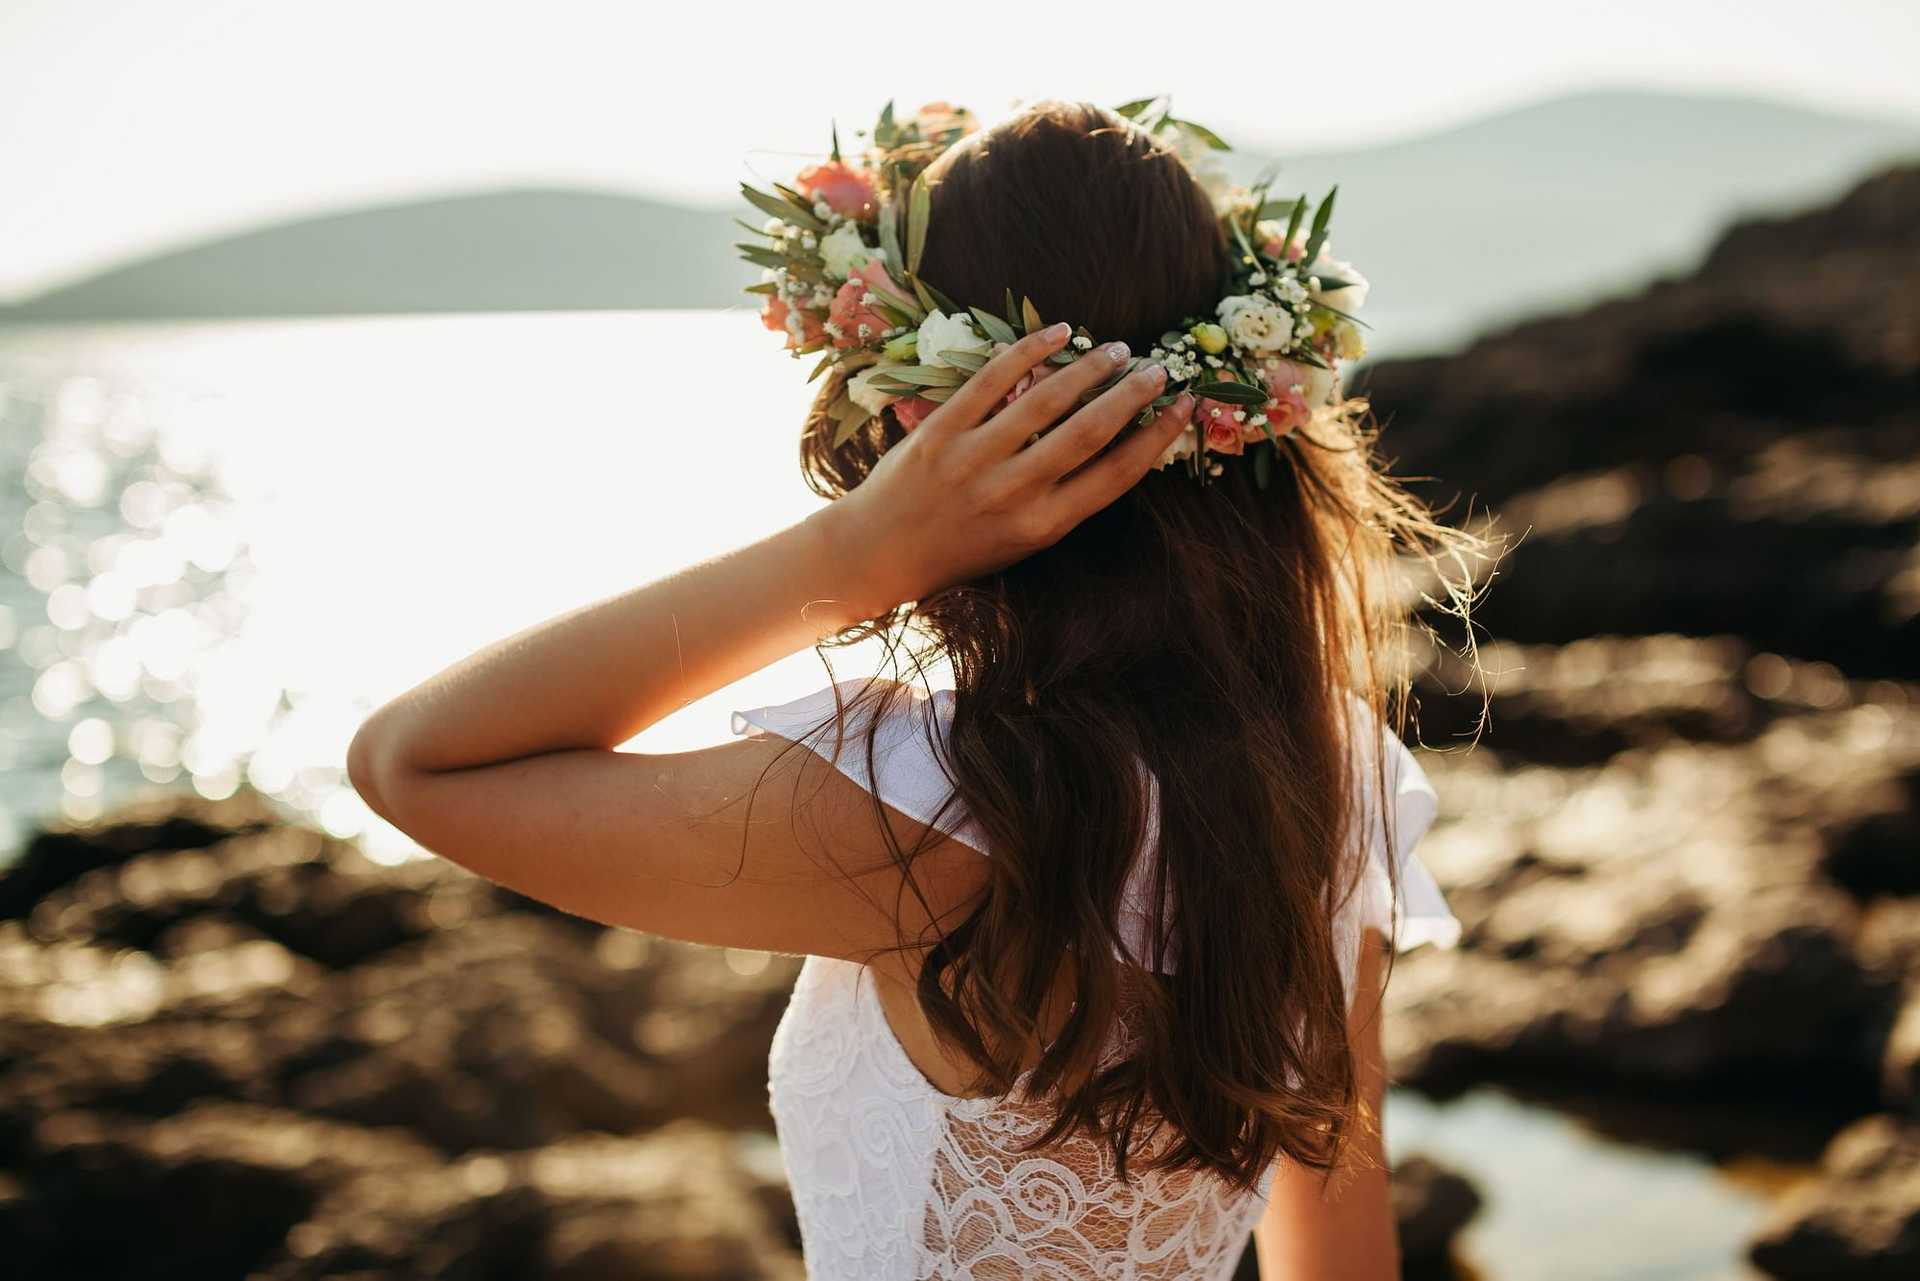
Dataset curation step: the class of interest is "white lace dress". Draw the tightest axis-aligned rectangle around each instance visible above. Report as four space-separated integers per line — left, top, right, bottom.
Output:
730 680 1460 1280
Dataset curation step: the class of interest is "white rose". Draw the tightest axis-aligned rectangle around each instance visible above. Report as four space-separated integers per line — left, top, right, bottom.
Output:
847 364 904 416
1307 254 1369 316
819 223 883 281
1215 294 1291 356
916 309 991 370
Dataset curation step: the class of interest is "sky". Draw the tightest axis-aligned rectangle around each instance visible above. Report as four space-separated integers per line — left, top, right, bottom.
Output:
1 0 1917 303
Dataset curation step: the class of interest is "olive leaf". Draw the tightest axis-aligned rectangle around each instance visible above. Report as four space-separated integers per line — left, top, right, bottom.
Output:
735 244 790 271
743 281 777 296
1282 192 1307 256
940 349 990 371
1188 379 1267 406
906 175 931 276
1169 116 1230 150
741 183 823 232
921 278 962 314
1020 296 1045 335
878 364 967 388
879 196 904 268
968 307 1018 346
1300 184 1338 269
869 300 918 331
911 276 939 315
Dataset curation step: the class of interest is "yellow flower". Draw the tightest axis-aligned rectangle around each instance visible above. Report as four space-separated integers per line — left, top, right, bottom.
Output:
1190 322 1229 354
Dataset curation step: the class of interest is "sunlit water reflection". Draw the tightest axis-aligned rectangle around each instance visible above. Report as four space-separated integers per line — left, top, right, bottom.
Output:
0 311 1789 1278
0 311 877 861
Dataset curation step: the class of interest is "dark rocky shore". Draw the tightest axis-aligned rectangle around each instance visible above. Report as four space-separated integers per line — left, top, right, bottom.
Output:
1355 161 1920 1278
0 792 1476 1279
1 162 1914 1279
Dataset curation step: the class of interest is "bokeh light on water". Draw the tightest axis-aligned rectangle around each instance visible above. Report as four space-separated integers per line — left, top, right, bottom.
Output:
0 311 893 865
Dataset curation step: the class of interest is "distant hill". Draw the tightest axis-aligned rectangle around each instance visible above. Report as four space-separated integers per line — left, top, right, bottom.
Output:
2 89 1915 353
1227 89 1920 351
0 188 743 323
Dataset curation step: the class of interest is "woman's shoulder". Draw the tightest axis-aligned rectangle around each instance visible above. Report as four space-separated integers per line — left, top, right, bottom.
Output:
730 676 987 854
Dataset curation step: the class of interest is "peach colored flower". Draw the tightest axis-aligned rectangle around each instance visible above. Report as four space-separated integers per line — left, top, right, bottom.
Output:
1195 398 1245 455
891 396 939 432
1254 357 1314 435
794 161 877 222
760 295 824 351
828 261 918 350
1260 235 1307 263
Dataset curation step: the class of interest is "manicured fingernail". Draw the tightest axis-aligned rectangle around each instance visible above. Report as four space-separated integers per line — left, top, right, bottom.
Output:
1139 363 1167 387
1105 341 1130 362
1045 322 1072 343
1173 391 1195 417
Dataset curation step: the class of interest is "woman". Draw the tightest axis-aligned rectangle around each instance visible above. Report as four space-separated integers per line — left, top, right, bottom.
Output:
349 99 1481 1280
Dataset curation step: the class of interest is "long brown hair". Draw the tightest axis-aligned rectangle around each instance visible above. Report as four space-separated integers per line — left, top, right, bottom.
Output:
764 100 1485 1193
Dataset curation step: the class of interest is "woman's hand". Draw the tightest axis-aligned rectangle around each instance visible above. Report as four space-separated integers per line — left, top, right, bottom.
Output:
813 321 1197 615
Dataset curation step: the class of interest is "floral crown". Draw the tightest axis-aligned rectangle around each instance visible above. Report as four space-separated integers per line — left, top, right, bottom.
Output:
739 97 1370 487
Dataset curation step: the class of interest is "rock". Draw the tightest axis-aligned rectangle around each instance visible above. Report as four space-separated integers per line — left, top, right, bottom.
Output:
0 789 811 1277
17 1102 426 1281
8 1100 803 1281
1748 1113 1920 1280
1393 1154 1484 1276
1855 901 1920 1107
1358 165 1920 678
0 790 282 921
1386 655 1919 1100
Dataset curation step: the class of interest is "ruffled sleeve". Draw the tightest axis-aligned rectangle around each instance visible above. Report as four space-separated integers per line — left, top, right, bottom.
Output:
1342 699 1462 950
729 679 992 855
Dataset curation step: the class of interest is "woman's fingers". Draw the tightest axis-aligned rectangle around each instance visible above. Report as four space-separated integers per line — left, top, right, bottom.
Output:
921 322 1072 436
1051 392 1197 517
975 339 1134 456
1011 360 1169 485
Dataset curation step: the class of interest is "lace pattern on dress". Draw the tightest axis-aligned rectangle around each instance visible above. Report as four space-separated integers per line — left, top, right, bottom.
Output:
767 954 1272 1281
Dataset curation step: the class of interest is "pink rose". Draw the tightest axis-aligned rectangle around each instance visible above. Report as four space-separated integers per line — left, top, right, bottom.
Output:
1254 358 1314 436
1261 235 1307 263
1195 398 1245 455
794 161 877 222
760 295 823 351
891 396 939 432
829 261 916 350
